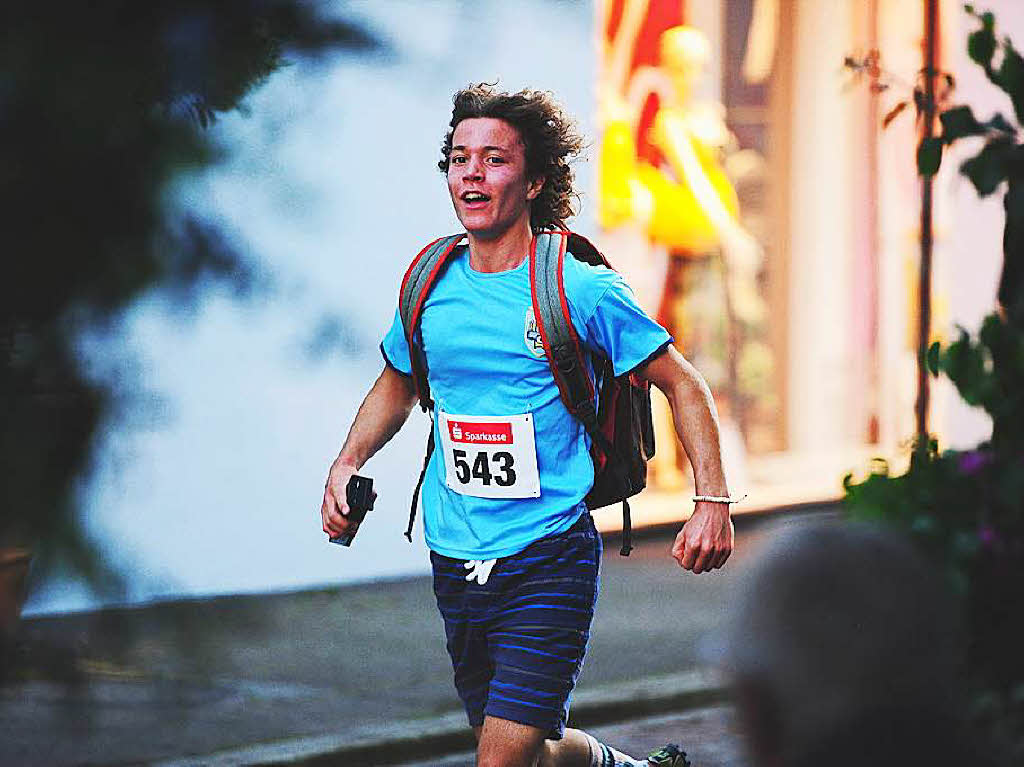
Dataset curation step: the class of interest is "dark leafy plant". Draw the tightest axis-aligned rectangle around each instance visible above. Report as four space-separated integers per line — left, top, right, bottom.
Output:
915 5 1024 328
844 6 1024 758
0 2 378 596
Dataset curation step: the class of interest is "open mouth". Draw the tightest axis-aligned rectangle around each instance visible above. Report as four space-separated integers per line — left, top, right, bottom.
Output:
461 191 491 204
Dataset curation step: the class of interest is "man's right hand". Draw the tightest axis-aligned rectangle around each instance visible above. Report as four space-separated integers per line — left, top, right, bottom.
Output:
319 363 416 541
322 459 359 539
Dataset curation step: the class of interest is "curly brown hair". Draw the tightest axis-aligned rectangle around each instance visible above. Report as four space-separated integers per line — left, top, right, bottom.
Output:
438 84 584 232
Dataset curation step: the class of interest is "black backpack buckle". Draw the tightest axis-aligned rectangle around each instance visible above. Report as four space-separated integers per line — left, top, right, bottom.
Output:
552 343 577 374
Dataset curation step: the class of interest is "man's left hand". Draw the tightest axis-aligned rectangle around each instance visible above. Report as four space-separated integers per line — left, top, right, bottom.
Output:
672 502 734 573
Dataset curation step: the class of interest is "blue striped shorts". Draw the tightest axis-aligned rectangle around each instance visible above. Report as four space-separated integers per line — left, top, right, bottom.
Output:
430 512 602 739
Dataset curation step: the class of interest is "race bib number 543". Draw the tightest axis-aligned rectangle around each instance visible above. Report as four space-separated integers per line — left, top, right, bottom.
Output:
438 411 540 499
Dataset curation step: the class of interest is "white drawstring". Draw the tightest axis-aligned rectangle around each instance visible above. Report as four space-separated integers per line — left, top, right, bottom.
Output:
463 559 497 585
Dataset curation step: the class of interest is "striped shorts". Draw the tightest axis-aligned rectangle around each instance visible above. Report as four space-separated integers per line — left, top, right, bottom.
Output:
430 512 602 739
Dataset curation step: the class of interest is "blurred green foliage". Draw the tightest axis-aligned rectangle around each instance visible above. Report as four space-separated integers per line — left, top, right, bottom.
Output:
0 2 377 594
917 4 1024 327
846 6 1024 756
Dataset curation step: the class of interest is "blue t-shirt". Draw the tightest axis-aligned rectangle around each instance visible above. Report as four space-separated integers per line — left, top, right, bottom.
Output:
381 245 671 559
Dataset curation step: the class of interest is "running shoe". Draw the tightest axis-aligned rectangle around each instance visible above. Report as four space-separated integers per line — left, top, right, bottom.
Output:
647 743 691 767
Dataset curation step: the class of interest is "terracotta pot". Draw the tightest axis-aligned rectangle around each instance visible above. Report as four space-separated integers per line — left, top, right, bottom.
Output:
0 548 32 640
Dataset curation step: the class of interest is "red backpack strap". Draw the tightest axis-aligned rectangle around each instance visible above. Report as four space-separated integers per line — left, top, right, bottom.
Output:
530 230 636 555
398 234 465 411
529 230 600 427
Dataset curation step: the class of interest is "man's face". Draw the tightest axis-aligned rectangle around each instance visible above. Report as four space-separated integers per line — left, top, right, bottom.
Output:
446 117 542 240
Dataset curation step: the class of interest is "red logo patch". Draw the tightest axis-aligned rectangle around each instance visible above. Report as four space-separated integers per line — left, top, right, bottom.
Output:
448 420 513 445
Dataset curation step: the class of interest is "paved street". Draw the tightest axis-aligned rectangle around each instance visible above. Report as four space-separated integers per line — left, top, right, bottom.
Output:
398 705 747 767
3 508 835 765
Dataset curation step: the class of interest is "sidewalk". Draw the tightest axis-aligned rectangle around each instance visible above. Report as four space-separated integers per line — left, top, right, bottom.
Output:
392 707 745 767
1 505 837 766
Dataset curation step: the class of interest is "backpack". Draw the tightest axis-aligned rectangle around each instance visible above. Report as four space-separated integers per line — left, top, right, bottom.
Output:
398 229 656 555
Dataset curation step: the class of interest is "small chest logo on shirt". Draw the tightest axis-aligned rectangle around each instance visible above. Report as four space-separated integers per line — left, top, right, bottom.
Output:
524 307 545 358
447 420 514 445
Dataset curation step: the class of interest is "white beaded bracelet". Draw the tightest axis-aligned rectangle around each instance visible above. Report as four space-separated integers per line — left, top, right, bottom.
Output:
692 494 748 504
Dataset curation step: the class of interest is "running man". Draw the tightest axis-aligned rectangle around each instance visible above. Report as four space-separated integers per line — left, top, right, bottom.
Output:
321 84 735 767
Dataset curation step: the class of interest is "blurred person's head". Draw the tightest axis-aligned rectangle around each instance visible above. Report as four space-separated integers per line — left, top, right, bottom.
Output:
709 519 966 767
439 84 583 234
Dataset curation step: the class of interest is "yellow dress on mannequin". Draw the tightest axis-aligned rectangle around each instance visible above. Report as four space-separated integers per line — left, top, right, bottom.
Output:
598 25 762 492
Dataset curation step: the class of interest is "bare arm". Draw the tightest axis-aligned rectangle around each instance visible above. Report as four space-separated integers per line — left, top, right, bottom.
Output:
320 364 418 539
639 345 735 573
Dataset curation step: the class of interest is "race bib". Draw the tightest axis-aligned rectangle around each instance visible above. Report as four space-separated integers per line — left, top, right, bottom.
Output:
438 411 540 499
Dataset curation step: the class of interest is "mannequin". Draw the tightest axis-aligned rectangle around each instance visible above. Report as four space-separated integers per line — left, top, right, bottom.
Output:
599 24 764 492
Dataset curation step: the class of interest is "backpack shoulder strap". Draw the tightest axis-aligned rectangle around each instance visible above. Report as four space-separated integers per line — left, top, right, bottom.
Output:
531 230 637 555
398 233 465 411
528 230 601 433
398 233 462 546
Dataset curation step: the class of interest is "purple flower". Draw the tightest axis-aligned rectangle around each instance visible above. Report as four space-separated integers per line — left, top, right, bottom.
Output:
978 524 998 547
958 450 992 475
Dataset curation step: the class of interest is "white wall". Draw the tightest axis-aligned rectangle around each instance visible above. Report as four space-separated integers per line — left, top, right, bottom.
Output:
936 0 1024 449
809 0 1024 454
786 0 861 451
875 0 927 450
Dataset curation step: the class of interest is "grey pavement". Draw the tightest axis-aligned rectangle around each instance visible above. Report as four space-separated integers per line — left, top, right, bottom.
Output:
395 706 746 767
1 506 837 766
